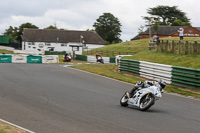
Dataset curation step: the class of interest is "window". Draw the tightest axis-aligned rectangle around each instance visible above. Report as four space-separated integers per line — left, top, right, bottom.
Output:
33 47 36 49
28 42 35 45
61 43 67 47
45 42 51 46
39 43 44 48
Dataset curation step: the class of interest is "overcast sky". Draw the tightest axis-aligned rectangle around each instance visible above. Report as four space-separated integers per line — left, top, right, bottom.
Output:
0 0 199 41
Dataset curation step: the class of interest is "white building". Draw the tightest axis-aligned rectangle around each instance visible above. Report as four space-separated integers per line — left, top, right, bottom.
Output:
22 29 105 55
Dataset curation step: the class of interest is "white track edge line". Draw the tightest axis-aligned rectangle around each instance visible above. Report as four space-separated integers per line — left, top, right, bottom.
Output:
62 66 200 101
0 118 35 133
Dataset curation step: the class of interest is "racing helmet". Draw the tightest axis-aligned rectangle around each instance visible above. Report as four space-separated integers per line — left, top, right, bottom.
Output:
158 79 166 89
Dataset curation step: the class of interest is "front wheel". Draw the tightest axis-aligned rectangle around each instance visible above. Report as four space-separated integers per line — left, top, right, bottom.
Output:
139 93 155 111
120 93 129 107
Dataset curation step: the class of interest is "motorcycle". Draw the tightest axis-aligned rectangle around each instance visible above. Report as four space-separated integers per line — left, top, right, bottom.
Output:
120 85 162 111
97 56 104 64
63 55 71 62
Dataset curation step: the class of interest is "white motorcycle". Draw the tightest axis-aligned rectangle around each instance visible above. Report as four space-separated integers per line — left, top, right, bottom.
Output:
120 85 162 111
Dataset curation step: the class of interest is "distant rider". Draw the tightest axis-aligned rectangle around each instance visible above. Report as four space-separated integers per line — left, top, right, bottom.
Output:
126 79 166 98
96 53 102 62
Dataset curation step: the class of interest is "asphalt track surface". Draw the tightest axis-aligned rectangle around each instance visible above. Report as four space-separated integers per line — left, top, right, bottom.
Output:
0 63 200 133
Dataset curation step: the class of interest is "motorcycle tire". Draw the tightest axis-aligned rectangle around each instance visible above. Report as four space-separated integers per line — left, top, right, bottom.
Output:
139 93 155 111
120 93 128 107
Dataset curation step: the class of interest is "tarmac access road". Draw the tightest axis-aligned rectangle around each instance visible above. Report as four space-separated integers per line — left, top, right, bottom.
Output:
0 63 200 133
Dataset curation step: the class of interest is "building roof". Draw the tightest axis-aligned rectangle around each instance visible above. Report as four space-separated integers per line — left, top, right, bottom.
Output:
194 27 200 31
22 29 104 44
142 26 188 35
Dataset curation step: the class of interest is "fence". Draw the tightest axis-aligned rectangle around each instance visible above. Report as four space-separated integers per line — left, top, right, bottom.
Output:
0 54 59 63
119 59 200 90
154 40 200 54
76 54 116 63
172 66 200 89
84 49 137 57
45 51 66 55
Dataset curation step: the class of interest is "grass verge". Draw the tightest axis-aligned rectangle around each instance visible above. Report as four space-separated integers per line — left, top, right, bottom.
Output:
0 121 26 133
70 64 200 99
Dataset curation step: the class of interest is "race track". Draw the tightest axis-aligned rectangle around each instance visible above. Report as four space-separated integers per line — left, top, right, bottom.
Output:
0 63 200 133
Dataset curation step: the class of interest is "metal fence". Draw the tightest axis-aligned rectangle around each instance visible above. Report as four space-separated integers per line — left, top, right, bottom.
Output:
153 40 200 54
84 49 137 57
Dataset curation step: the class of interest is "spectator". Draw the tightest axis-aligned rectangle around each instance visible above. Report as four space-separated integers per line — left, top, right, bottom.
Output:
153 34 158 43
178 28 184 41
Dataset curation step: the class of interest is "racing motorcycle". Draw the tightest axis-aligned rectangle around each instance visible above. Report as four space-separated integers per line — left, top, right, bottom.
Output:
97 56 104 64
63 55 71 62
120 85 162 111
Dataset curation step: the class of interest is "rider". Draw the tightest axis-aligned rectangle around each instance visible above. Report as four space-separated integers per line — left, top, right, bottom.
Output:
64 52 71 61
96 53 102 62
126 79 166 98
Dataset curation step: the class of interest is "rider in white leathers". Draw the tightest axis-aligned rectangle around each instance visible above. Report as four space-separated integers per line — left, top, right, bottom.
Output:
126 79 166 98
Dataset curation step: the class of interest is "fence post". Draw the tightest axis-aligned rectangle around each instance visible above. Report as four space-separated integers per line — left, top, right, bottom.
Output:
194 41 197 54
185 41 189 54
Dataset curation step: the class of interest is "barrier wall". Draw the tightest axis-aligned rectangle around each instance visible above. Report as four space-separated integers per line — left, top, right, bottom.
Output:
139 61 172 84
42 55 59 63
0 54 59 64
76 54 115 63
12 55 27 63
172 66 200 90
0 54 12 63
119 59 200 90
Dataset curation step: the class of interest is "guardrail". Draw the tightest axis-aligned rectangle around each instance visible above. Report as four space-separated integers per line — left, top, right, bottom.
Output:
172 66 200 89
118 59 140 76
119 59 200 90
0 54 59 63
75 54 116 63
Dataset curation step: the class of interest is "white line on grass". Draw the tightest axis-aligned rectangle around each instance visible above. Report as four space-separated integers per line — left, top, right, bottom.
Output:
0 118 35 133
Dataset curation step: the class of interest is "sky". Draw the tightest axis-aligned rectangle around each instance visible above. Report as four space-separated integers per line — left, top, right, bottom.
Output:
0 0 199 42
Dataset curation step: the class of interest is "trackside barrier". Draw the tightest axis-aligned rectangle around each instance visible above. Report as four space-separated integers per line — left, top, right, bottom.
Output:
119 59 140 76
172 66 200 90
76 54 87 61
42 55 59 63
27 55 42 63
0 54 59 64
0 54 12 63
119 59 200 90
76 54 115 63
12 55 27 63
139 61 172 84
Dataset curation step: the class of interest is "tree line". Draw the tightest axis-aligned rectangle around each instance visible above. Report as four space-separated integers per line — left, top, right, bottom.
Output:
3 5 191 45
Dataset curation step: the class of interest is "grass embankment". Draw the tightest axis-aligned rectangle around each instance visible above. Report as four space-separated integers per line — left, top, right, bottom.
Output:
0 50 14 54
80 37 200 98
85 37 200 69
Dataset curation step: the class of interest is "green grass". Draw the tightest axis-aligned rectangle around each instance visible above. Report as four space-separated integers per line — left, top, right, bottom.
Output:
0 130 7 133
70 64 200 98
85 37 200 69
0 49 14 54
124 50 200 69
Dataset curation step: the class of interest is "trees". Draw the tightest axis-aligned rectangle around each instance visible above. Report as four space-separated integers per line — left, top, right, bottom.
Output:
93 13 122 44
44 25 58 29
144 5 191 26
3 22 38 43
18 23 38 42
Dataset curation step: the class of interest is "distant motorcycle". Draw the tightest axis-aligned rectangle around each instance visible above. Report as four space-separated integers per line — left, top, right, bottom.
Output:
63 55 71 62
120 85 162 111
97 56 104 64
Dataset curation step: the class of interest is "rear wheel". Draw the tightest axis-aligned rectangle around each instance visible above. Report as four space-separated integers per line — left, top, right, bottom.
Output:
120 93 129 107
139 93 155 111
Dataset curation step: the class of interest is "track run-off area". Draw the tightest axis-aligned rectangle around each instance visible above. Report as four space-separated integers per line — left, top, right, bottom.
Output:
0 63 200 133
